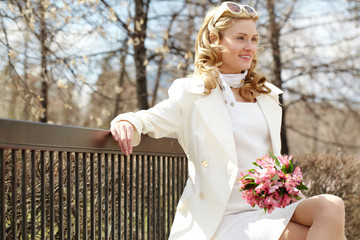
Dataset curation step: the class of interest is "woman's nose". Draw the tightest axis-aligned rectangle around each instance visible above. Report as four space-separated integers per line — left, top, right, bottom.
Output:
244 40 256 52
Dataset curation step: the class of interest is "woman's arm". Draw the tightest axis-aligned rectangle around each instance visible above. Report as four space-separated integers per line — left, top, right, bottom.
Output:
110 79 185 155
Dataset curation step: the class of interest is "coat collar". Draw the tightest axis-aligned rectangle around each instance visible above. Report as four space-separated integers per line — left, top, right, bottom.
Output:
194 83 282 164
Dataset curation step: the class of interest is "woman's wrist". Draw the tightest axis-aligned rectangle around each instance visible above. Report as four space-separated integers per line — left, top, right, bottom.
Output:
118 120 136 130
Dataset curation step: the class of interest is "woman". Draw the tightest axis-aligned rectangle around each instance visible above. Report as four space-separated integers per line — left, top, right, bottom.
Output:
110 2 346 239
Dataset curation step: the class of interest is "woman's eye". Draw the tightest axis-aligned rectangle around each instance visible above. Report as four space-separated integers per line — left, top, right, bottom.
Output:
236 36 245 40
252 38 258 42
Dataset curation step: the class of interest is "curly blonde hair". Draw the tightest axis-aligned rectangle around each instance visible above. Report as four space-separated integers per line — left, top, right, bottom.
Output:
193 5 270 101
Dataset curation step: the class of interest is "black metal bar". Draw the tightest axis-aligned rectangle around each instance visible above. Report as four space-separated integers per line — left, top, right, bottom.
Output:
49 151 54 240
177 157 181 209
135 155 139 240
172 157 176 224
162 156 166 240
161 157 167 239
157 156 161 238
75 152 80 240
181 157 188 199
129 155 133 240
11 150 17 239
147 155 151 240
104 153 109 240
67 152 72 239
82 153 87 240
40 151 45 240
90 153 95 240
58 152 64 240
124 154 128 239
0 149 4 240
118 154 122 240
152 156 156 239
21 150 27 240
141 155 145 240
30 150 36 240
97 153 102 239
167 157 171 237
111 154 115 240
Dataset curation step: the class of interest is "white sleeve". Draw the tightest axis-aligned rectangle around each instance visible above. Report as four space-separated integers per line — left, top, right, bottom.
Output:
110 79 184 146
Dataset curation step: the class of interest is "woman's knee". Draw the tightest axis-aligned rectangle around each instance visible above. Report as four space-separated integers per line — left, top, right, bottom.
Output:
314 194 345 223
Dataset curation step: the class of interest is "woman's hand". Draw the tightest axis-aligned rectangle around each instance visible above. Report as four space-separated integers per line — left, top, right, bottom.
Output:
110 121 134 155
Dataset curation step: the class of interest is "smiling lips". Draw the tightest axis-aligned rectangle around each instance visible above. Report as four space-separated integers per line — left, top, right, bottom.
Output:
240 55 251 60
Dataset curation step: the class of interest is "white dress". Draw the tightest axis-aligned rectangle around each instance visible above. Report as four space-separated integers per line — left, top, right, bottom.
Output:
212 74 301 240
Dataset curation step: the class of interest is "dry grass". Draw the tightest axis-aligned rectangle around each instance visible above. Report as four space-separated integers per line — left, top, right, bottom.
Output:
294 153 360 240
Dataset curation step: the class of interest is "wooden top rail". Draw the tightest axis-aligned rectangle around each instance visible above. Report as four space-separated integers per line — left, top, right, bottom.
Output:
0 118 185 156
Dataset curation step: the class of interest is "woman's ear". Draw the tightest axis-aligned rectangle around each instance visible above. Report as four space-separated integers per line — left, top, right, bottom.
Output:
209 34 218 44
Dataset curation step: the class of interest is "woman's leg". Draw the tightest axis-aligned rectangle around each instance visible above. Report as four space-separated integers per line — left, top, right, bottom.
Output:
281 194 346 240
279 221 309 240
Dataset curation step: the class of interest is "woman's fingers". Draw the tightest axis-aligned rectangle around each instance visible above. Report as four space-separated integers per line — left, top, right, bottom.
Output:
110 127 119 141
111 121 134 155
119 125 130 155
125 124 134 155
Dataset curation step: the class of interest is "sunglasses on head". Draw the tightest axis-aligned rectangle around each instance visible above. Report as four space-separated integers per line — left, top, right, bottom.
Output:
212 1 257 25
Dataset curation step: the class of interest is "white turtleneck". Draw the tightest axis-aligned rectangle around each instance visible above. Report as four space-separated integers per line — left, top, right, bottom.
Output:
219 70 248 88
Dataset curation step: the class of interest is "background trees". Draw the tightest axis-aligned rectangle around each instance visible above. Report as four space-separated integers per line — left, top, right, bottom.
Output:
0 0 359 153
1 0 359 238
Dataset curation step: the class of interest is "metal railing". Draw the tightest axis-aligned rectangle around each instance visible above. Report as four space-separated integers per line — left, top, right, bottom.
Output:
0 118 187 240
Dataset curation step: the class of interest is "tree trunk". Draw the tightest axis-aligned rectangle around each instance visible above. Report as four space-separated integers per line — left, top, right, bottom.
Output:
39 2 48 122
266 0 289 154
113 39 129 118
133 0 150 110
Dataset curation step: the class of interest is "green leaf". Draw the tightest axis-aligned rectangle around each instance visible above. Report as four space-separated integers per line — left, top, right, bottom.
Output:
244 176 255 181
268 151 277 160
271 174 280 181
263 207 268 215
294 195 302 200
242 182 259 190
252 162 259 167
269 151 281 168
297 183 309 190
288 160 294 173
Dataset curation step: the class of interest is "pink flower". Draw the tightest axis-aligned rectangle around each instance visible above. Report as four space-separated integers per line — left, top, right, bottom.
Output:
277 155 293 167
256 155 275 168
239 153 308 214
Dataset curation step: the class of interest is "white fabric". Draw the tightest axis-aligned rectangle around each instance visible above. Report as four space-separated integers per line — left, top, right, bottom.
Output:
220 70 248 88
211 76 301 240
213 203 300 240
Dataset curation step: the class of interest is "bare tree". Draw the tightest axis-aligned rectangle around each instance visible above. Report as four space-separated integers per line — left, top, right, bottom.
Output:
264 0 298 154
133 0 151 109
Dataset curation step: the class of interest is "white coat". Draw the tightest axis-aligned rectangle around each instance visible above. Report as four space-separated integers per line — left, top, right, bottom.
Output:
111 76 283 240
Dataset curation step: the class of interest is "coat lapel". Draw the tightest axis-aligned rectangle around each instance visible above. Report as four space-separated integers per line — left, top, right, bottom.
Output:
194 86 238 165
256 94 282 156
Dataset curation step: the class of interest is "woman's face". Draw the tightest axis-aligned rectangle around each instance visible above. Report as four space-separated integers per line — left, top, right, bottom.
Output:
218 19 258 74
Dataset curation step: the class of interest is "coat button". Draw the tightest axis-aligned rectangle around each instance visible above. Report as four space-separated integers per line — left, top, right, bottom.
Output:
201 160 208 167
199 192 204 200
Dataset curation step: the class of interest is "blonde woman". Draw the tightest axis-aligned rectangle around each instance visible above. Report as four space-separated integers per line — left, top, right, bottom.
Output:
111 2 346 239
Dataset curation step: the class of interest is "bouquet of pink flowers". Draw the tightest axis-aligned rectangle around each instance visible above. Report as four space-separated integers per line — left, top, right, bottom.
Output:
239 153 308 214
